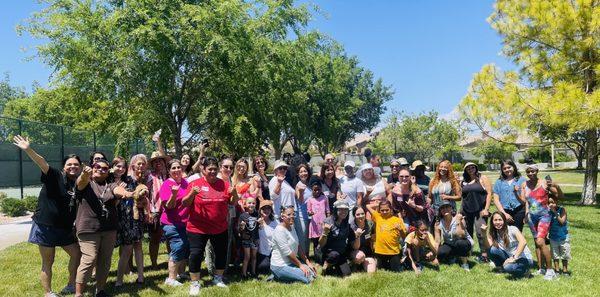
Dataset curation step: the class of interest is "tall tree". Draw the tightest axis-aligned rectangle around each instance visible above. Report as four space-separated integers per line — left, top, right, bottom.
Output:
459 0 600 204
0 74 27 115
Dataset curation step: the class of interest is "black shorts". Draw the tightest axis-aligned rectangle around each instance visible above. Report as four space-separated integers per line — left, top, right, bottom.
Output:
28 221 76 247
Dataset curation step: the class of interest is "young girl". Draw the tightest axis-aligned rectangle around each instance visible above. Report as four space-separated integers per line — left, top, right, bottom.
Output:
548 197 571 275
238 197 260 278
307 179 330 257
365 200 407 272
404 220 439 274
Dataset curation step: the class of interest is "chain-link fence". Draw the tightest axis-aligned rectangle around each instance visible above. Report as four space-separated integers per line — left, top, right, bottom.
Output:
0 116 151 199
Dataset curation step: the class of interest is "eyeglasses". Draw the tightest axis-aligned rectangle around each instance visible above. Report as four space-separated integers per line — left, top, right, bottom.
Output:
93 165 109 173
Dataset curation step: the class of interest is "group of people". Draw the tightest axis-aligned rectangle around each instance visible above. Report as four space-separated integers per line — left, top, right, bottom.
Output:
12 135 572 297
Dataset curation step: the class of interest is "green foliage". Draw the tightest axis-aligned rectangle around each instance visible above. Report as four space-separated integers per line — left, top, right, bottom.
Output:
525 146 552 163
0 74 27 115
472 139 517 164
22 196 38 213
0 198 26 217
371 111 462 160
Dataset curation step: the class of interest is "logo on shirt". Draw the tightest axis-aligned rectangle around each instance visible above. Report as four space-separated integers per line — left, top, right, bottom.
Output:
201 186 209 192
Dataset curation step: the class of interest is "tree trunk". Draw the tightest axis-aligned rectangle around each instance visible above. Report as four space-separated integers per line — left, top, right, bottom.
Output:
576 152 584 170
580 129 598 205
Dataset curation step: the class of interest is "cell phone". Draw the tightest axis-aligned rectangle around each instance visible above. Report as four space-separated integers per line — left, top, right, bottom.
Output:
202 138 209 148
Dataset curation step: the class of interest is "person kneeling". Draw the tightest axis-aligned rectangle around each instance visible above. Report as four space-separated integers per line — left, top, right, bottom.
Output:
404 220 438 274
434 201 473 271
319 200 358 276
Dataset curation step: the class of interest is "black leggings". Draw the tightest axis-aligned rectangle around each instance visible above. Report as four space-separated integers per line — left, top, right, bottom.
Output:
505 205 526 232
257 253 271 275
375 253 402 272
438 240 472 262
463 212 486 253
188 231 228 273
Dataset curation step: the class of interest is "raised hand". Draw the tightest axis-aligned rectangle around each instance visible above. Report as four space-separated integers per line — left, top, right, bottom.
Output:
171 185 180 195
480 223 488 231
323 223 332 235
12 135 31 150
191 186 200 194
296 182 307 191
354 227 365 238
277 175 286 183
82 165 93 177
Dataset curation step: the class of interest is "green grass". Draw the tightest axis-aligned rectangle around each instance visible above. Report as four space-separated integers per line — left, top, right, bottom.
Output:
1 188 600 296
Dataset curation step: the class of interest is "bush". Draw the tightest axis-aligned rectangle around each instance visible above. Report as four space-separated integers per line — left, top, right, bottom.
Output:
555 152 575 162
22 196 38 212
452 163 463 172
0 198 27 217
0 192 7 201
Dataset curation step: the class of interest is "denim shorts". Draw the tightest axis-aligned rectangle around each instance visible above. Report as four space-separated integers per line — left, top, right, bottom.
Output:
162 224 189 262
28 221 77 247
241 239 259 249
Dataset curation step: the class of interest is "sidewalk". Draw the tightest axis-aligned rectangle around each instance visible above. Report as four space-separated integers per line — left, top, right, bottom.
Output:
0 218 32 251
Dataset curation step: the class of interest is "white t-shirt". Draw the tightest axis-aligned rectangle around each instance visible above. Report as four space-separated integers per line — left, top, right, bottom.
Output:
259 220 279 256
496 225 533 263
269 177 296 218
340 175 365 207
186 173 202 183
270 224 299 267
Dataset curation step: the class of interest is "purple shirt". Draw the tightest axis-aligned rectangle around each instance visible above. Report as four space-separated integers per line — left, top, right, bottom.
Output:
159 178 190 227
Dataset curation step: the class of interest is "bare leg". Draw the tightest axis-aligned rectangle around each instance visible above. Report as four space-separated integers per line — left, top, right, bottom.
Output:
364 257 377 273
133 241 144 281
61 243 81 287
116 245 133 285
250 248 258 275
39 246 56 296
242 247 251 276
149 229 162 268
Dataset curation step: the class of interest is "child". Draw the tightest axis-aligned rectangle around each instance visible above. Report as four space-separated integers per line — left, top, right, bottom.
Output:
404 220 439 274
548 197 571 275
307 178 330 257
238 197 260 278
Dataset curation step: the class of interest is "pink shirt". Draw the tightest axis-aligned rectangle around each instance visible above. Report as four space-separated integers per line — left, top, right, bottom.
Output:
307 194 330 238
159 178 190 227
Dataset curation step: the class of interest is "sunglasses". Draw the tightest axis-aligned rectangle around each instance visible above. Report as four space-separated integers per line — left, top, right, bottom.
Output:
93 165 109 173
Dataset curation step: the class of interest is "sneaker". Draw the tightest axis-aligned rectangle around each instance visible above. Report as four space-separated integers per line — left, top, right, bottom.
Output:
265 274 275 282
165 277 183 287
60 284 75 294
533 268 546 276
212 275 227 288
461 263 470 271
488 261 496 269
544 269 558 281
177 272 191 281
46 293 59 297
189 281 201 296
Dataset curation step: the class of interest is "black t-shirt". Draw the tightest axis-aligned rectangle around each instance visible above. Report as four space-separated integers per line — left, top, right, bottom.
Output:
239 211 259 241
387 174 399 184
351 220 374 256
32 167 77 230
461 181 487 215
323 216 355 254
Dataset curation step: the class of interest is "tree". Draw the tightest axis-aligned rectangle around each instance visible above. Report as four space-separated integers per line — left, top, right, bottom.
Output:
459 0 600 204
0 74 27 115
371 111 462 163
473 138 517 164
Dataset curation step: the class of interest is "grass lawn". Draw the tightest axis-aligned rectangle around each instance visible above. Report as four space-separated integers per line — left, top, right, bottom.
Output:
1 189 599 296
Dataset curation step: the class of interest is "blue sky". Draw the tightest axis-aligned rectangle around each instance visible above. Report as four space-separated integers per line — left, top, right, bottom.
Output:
1 0 513 118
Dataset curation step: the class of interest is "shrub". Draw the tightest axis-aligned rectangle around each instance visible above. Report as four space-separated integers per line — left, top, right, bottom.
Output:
0 198 27 217
452 163 463 172
0 192 7 201
22 196 38 212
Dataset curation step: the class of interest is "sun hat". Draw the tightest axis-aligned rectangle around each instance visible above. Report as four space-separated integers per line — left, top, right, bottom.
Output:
259 200 273 209
149 151 169 163
463 162 478 170
397 157 409 166
333 200 350 209
411 160 425 170
273 160 289 170
356 163 374 180
344 160 356 168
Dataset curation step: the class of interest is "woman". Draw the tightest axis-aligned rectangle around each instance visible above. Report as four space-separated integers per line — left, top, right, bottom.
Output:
183 157 239 295
13 135 81 297
269 160 296 219
390 168 428 226
74 159 133 297
357 163 388 211
386 159 402 191
492 160 527 232
350 206 377 273
320 163 340 214
114 155 148 286
483 212 533 278
339 160 365 210
294 164 312 257
365 201 407 272
252 155 270 201
461 162 492 262
434 201 473 270
318 200 358 276
428 160 461 224
521 164 560 280
180 153 195 179
89 151 107 167
219 157 234 182
270 206 317 284
160 159 192 287
257 200 278 274
148 151 170 268
232 158 259 207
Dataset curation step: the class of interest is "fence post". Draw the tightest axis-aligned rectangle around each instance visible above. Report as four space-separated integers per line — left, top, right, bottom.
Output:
60 126 65 160
18 119 24 200
93 131 97 152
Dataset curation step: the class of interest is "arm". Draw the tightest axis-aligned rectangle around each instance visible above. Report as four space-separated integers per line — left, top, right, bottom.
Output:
164 185 180 209
191 144 206 173
113 185 134 199
356 191 364 209
77 166 93 191
480 176 492 215
493 193 507 215
229 186 239 205
426 233 438 255
13 135 50 174
434 222 442 246
181 186 199 207
295 185 305 204
557 208 567 225
511 228 528 259
155 135 167 157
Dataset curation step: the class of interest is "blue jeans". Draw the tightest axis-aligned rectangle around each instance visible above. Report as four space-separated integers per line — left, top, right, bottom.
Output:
294 217 310 257
162 224 189 262
271 264 315 284
488 246 531 277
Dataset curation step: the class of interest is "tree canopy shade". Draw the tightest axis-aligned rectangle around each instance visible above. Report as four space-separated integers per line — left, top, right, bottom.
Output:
459 0 600 204
371 111 462 162
18 0 390 158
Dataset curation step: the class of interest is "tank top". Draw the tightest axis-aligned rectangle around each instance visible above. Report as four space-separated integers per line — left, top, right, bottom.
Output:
525 185 549 216
431 180 454 211
461 180 487 215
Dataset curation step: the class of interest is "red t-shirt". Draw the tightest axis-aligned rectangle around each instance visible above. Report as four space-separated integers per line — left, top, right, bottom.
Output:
186 177 232 234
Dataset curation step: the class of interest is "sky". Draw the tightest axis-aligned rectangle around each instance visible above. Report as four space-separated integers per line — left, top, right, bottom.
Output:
1 0 514 119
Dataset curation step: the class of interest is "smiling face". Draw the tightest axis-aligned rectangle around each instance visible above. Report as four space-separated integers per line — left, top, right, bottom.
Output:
525 168 538 180
362 168 374 180
92 161 110 181
152 158 166 172
112 161 127 178
298 166 309 181
181 154 191 166
63 157 81 179
391 162 400 174
337 208 349 220
325 167 335 179
169 161 183 180
399 169 411 186
236 161 248 176
245 198 256 212
354 207 366 222
204 163 219 182
501 163 514 179
438 163 449 177
416 224 428 239
281 207 295 226
466 165 478 177
324 154 335 165
260 205 272 217
439 204 453 218
220 159 233 177
379 203 392 218
492 213 505 230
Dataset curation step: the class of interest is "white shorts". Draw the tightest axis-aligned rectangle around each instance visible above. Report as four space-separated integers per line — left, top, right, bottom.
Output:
550 238 571 261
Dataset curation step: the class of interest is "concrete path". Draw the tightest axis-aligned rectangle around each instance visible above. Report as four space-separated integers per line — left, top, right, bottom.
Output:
0 219 32 251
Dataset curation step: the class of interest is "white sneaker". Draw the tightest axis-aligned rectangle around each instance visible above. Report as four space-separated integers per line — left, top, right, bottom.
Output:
461 263 470 271
165 277 183 287
46 292 59 297
544 269 557 281
533 268 546 276
212 275 227 288
488 261 496 269
189 281 201 296
60 284 75 294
